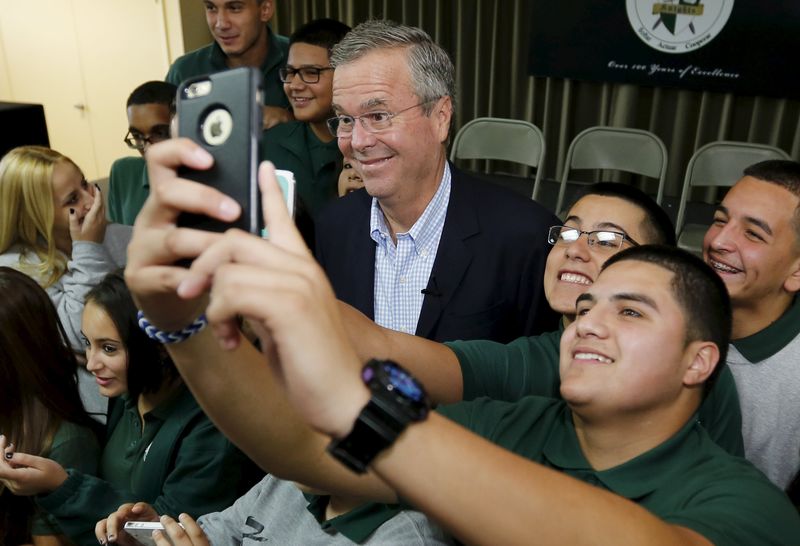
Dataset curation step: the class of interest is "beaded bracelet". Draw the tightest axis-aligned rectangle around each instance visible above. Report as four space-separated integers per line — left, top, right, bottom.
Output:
137 311 208 344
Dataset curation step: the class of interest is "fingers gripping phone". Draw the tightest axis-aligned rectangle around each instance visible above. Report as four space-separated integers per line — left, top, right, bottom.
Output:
176 67 263 233
123 521 184 546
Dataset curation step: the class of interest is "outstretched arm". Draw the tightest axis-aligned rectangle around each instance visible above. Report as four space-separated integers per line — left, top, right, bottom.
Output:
124 140 395 502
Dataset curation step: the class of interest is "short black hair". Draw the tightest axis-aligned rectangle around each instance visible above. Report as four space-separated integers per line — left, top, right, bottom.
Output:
743 159 800 197
603 245 731 392
575 182 676 246
289 18 351 53
743 160 800 243
85 271 178 400
126 80 177 113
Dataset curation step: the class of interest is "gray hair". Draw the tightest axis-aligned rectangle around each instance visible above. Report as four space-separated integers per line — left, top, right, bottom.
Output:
330 19 455 115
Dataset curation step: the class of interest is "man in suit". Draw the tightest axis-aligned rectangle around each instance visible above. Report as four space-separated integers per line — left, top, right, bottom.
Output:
315 20 559 343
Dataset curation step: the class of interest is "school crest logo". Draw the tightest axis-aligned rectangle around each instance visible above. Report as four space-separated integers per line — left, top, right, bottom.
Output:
626 0 734 54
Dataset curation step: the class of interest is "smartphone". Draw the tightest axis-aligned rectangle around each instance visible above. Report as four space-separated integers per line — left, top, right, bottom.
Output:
123 521 184 546
176 67 263 233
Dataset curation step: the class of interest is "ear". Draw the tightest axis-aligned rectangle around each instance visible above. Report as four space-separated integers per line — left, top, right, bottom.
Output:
782 254 800 293
260 0 275 22
682 341 719 388
434 95 453 144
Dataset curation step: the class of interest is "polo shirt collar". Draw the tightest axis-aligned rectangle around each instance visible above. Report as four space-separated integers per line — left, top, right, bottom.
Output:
543 409 703 499
305 494 403 542
731 295 800 361
121 383 189 421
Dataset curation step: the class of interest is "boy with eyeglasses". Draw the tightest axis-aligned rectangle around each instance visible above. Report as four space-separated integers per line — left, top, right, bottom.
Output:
107 81 176 226
260 18 350 219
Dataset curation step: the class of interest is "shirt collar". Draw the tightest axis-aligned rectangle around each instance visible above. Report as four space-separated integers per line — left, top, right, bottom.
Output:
542 408 705 499
305 494 403 542
369 162 452 252
121 383 189 422
731 295 800 361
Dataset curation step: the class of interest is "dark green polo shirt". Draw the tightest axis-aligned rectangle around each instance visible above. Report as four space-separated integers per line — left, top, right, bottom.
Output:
448 327 745 456
165 26 289 109
437 396 800 545
305 495 404 543
108 156 149 226
37 386 258 546
261 121 342 217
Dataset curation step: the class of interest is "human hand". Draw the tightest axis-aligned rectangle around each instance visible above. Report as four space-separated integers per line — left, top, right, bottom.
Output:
153 514 209 546
261 105 293 130
70 183 108 243
176 163 368 438
96 502 160 546
0 435 68 496
124 139 239 332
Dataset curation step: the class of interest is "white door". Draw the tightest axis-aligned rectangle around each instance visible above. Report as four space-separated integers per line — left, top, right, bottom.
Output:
0 0 98 176
0 0 170 180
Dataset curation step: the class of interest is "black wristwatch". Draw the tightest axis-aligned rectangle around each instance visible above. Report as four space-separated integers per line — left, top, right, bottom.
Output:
327 359 430 473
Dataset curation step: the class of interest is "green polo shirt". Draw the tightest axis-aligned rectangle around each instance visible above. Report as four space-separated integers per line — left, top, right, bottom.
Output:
165 27 289 109
261 121 341 217
37 386 258 546
31 421 99 536
448 328 745 456
437 396 800 545
305 495 404 543
108 156 149 225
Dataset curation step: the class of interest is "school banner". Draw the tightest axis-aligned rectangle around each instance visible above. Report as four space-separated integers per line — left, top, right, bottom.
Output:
528 1 800 98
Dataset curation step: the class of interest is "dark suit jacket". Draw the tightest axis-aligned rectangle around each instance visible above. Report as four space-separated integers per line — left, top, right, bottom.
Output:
315 166 559 343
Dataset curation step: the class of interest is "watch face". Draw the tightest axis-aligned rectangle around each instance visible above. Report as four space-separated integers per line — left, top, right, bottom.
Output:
363 361 427 403
386 364 425 401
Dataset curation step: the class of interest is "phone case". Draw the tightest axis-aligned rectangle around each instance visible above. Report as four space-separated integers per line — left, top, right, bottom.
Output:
176 67 263 233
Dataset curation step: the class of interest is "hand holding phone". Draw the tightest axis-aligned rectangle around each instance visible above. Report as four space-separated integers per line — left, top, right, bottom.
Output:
124 521 185 546
176 67 262 234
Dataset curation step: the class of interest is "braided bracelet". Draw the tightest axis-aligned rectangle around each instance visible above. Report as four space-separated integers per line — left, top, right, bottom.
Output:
137 311 208 344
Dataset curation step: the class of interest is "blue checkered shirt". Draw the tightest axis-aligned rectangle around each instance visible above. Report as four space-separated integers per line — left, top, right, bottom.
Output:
370 164 452 334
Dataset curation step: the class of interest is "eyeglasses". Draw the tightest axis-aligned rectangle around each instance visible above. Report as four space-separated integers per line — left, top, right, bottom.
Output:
547 225 639 251
326 99 440 138
124 125 171 151
279 66 333 84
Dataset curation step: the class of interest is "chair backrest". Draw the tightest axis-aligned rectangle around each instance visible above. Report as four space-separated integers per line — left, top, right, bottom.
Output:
555 126 668 213
450 117 546 200
674 140 791 234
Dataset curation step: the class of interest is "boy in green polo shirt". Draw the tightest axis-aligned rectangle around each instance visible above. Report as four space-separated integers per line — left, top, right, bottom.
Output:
107 81 175 226
261 18 350 218
166 0 291 129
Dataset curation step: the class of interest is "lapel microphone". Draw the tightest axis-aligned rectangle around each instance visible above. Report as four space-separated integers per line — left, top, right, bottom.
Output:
421 277 442 297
